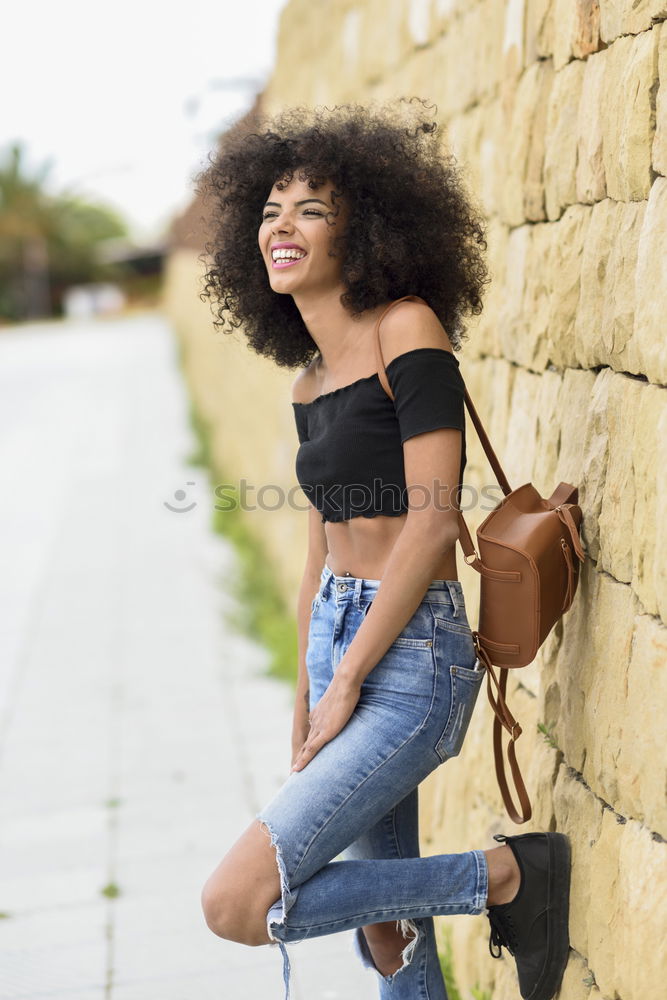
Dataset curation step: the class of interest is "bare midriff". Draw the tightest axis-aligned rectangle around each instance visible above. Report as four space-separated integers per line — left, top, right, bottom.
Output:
323 512 459 581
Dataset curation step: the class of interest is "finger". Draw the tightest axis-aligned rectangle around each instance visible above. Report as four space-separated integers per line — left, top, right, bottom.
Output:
291 734 325 772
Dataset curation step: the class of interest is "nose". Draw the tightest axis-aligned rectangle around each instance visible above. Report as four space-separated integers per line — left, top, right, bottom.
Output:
270 203 297 229
272 215 293 236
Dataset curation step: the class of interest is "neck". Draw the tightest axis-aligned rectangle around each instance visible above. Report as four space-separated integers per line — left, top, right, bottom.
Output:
293 289 390 374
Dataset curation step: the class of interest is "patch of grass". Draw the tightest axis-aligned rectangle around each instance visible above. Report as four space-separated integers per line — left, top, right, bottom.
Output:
185 398 212 470
105 797 121 809
211 489 298 684
471 986 492 1000
438 926 462 1000
537 720 558 750
438 925 491 1000
186 399 298 686
100 882 120 899
0 911 11 919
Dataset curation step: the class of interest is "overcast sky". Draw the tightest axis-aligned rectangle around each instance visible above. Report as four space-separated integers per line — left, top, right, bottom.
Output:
2 1 287 241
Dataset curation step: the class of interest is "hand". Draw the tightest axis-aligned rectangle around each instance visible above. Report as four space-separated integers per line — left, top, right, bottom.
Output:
291 674 361 773
291 686 311 769
291 718 310 769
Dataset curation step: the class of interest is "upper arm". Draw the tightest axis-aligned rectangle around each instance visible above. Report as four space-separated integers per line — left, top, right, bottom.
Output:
379 299 455 364
379 301 462 536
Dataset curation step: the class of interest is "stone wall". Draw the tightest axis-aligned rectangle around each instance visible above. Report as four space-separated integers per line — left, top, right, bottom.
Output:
163 2 667 997
259 3 667 998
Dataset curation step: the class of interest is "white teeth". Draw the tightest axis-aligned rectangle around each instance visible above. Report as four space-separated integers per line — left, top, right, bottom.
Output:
272 249 306 261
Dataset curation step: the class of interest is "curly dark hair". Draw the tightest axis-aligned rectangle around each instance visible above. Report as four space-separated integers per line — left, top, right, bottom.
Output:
196 97 490 370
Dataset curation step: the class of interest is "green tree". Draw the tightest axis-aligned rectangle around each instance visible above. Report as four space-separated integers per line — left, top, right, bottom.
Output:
0 141 128 321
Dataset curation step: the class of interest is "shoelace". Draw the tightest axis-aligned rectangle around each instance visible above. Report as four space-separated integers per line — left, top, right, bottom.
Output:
488 907 519 959
488 832 520 959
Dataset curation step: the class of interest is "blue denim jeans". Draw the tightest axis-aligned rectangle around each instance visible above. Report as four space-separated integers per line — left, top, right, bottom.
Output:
256 562 488 999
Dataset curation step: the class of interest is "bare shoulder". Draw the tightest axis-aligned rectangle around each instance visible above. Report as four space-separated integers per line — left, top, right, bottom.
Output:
291 358 320 404
378 299 455 367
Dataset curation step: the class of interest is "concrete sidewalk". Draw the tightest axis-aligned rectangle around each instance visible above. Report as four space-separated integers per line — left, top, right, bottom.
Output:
0 313 375 999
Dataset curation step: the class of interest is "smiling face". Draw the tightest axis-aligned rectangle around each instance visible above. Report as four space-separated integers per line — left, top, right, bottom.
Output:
258 168 348 295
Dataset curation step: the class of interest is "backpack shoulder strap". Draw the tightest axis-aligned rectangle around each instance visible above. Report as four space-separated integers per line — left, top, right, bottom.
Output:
373 295 427 401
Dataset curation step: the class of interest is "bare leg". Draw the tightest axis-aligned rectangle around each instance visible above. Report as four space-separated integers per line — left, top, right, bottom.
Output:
361 921 416 976
200 818 282 946
485 844 521 905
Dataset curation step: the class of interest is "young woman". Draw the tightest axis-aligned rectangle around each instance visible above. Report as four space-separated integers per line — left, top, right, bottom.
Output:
197 100 571 1000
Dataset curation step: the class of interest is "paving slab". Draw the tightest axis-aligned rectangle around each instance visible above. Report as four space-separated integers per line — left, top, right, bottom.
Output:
0 315 376 1000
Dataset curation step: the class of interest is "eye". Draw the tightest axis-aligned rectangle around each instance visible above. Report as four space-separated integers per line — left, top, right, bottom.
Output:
261 209 324 221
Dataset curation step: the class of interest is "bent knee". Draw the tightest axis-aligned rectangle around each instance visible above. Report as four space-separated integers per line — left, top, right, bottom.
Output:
200 878 271 946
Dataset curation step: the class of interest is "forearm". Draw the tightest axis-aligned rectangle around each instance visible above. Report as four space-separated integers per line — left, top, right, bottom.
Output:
336 520 458 689
295 567 322 711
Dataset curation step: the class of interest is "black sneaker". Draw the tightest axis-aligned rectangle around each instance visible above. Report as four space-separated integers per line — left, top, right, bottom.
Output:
486 831 571 1000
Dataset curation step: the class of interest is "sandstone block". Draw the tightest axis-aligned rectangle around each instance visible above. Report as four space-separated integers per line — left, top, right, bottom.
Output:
571 0 603 60
475 99 506 220
527 740 562 829
601 28 660 202
502 59 554 225
499 221 554 368
583 575 636 800
531 368 568 496
597 376 643 583
554 366 598 501
444 104 488 224
586 810 626 995
553 0 582 70
456 357 516 526
504 367 542 485
547 563 630 785
599 0 667 44
575 199 645 370
544 59 586 220
615 612 667 836
462 215 510 359
524 64 555 220
525 0 557 60
576 49 607 204
497 225 532 362
632 176 667 382
576 369 613 564
631 383 667 617
614 818 667 999
546 204 591 366
553 763 604 962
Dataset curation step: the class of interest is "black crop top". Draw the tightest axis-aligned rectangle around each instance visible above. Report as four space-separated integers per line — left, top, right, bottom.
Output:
292 347 467 523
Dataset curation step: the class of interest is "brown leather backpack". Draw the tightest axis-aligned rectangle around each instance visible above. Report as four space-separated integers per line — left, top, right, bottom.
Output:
374 296 586 824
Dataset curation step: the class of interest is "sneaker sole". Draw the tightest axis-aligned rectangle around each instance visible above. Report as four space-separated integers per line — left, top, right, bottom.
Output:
526 832 571 1000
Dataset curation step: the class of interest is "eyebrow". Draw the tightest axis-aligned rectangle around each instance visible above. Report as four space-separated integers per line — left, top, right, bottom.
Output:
262 198 330 209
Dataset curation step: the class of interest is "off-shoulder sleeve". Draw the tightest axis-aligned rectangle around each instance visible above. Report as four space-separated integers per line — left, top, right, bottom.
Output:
385 347 465 443
292 403 309 444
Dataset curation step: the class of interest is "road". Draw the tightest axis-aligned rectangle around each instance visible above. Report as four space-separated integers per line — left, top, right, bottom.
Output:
0 312 375 999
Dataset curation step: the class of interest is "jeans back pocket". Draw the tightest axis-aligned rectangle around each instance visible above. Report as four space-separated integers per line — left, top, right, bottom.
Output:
432 617 484 762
